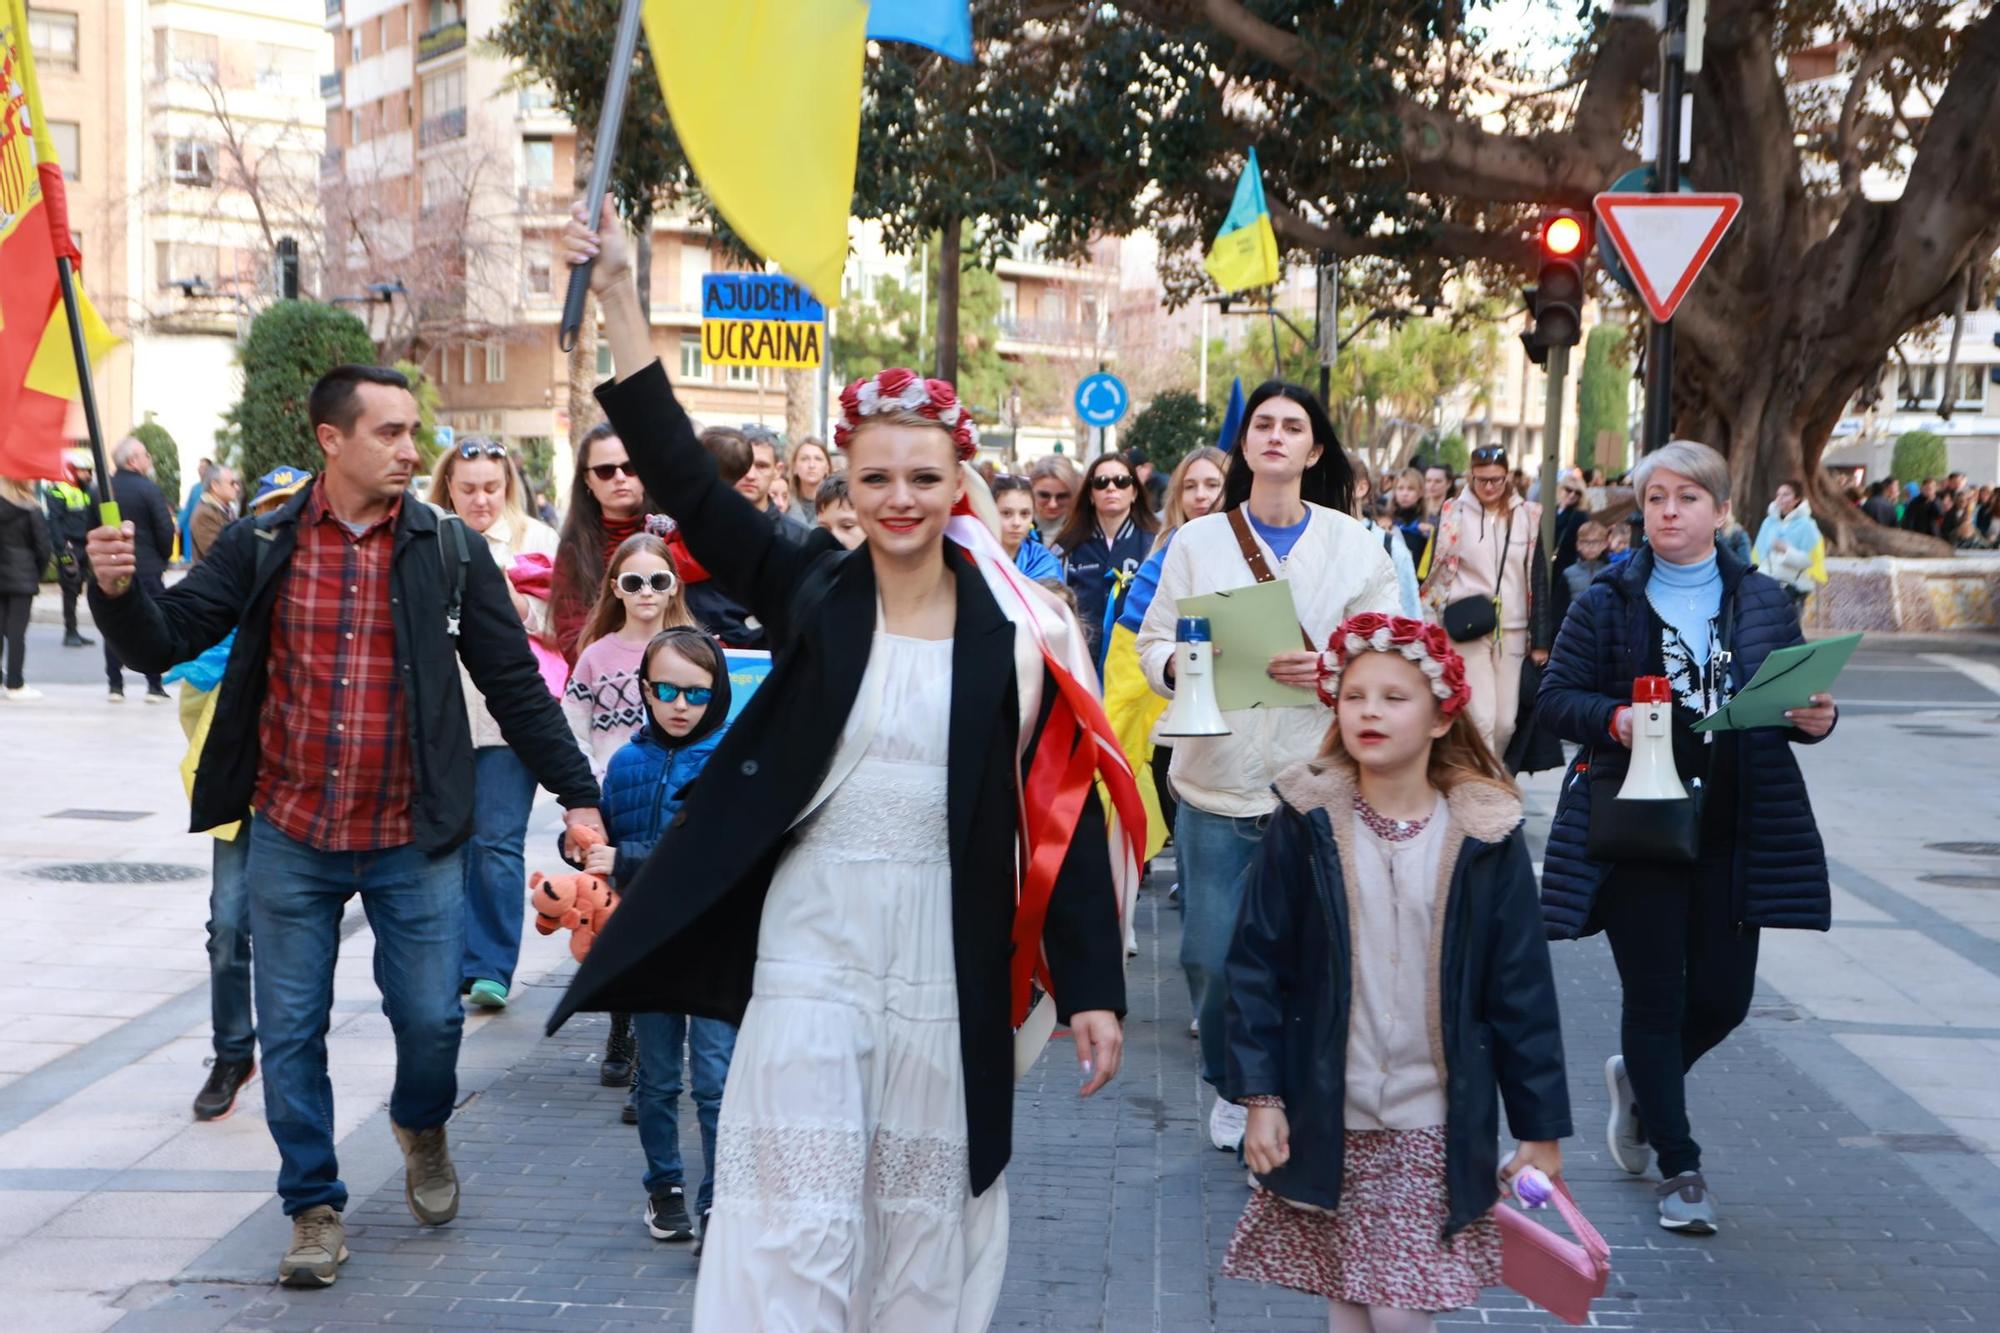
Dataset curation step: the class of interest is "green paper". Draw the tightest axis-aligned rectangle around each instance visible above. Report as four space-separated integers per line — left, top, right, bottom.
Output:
1691 632 1862 733
1175 580 1318 711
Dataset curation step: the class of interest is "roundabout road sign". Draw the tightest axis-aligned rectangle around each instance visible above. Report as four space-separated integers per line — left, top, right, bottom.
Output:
1074 372 1129 428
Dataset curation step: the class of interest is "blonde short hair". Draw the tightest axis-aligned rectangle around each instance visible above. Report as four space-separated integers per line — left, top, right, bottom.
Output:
1630 439 1730 505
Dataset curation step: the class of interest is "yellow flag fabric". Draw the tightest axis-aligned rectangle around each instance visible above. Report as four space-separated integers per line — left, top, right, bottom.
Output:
643 0 871 307
24 281 118 400
1101 622 1169 863
1203 146 1281 294
1806 535 1828 586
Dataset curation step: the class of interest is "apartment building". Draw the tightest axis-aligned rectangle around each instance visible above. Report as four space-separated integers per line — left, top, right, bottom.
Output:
26 0 324 483
321 0 788 480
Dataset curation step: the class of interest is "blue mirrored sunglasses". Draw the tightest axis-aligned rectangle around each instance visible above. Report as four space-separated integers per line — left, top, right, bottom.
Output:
644 681 713 706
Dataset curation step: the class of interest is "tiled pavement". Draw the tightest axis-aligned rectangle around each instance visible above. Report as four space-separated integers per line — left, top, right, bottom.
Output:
121 863 2000 1332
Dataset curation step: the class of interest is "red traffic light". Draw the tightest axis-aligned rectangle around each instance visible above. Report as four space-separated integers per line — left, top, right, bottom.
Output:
1542 214 1586 257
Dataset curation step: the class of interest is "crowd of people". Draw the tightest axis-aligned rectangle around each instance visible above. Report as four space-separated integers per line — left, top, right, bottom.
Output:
13 199 1879 1330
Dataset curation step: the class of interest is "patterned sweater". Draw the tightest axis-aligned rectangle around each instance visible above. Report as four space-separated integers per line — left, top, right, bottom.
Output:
562 632 649 782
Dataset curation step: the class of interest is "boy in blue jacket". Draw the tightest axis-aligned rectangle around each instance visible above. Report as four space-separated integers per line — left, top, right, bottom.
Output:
577 625 736 1247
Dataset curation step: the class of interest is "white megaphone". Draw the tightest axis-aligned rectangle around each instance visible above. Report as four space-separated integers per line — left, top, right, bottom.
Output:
1617 675 1687 801
1158 616 1230 738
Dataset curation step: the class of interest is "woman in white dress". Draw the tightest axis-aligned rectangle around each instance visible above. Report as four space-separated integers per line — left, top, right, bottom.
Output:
551 202 1139 1331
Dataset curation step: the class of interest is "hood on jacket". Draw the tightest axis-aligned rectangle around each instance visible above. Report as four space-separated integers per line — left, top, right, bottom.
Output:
637 625 732 750
1272 754 1523 845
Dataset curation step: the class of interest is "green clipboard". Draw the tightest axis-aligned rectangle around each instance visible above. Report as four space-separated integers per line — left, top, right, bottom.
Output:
1175 580 1318 711
1691 632 1861 733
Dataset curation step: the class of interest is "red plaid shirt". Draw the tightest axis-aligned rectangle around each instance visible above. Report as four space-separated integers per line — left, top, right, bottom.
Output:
254 483 415 851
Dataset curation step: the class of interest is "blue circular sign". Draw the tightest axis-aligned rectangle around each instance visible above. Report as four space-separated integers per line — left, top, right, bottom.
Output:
1074 372 1129 428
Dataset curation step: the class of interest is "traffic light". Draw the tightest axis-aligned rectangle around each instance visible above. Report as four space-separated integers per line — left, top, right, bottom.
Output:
1521 209 1592 366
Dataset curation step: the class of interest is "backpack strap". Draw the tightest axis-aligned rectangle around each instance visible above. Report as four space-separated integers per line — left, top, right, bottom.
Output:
440 514 470 638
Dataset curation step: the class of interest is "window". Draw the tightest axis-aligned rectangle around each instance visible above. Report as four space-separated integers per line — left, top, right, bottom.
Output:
524 257 551 297
1897 363 1986 410
28 9 79 73
679 335 703 380
463 343 477 384
1037 290 1064 323
679 243 709 309
349 110 362 143
254 43 292 93
1079 295 1100 333
422 68 464 117
428 0 462 28
350 31 361 64
177 30 219 80
170 139 215 187
156 241 218 287
518 83 557 115
999 280 1018 324
47 120 79 180
728 363 758 386
521 137 553 189
485 342 506 383
596 338 613 378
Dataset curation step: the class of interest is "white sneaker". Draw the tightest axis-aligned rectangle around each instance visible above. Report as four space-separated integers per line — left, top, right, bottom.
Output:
1209 1097 1247 1152
2 686 40 700
1605 1054 1649 1175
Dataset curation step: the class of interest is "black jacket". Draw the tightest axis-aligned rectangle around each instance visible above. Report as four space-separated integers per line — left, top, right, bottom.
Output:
551 360 1127 1197
1536 544 1833 939
87 484 598 852
112 469 176 582
0 492 54 595
1225 759 1571 1237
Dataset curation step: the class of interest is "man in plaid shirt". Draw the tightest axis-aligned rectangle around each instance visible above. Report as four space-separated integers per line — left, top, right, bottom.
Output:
89 365 603 1288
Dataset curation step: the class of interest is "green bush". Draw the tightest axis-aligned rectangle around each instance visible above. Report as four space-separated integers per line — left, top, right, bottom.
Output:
1435 433 1469 476
131 414 180 505
1891 429 1947 485
1574 325 1630 475
395 359 442 470
223 301 378 482
1122 390 1210 471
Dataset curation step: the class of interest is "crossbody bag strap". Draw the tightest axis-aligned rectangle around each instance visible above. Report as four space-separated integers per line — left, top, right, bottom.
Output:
1226 506 1315 650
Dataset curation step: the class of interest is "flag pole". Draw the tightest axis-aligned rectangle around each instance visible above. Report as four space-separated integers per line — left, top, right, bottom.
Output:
558 0 645 353
52 253 117 526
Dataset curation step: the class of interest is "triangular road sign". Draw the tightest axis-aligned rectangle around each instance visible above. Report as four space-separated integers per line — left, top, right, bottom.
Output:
1593 192 1742 323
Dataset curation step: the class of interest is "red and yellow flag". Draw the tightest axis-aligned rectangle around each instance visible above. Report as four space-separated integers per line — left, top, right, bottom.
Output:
0 0 119 481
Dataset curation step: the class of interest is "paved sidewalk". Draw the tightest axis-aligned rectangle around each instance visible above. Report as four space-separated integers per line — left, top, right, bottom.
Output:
120 864 2000 1331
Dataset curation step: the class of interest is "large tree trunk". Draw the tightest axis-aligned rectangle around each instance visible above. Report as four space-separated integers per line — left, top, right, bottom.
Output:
784 369 816 443
935 214 962 383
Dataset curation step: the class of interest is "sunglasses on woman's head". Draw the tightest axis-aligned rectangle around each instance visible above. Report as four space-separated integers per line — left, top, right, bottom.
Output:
1470 446 1507 465
456 441 507 461
616 571 675 594
1091 473 1135 491
643 681 712 706
589 461 637 481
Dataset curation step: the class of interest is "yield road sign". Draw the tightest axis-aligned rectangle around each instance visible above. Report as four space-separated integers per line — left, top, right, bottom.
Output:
1074 372 1129 428
1592 192 1742 323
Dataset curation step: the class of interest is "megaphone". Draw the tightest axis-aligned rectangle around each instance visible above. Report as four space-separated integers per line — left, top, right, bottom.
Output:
1617 675 1686 801
1158 617 1230 738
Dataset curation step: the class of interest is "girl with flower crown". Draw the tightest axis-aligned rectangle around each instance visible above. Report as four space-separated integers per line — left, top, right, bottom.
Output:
551 201 1141 1330
1222 613 1572 1332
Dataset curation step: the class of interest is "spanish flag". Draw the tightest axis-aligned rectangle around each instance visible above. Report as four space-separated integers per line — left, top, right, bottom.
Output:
1203 147 1281 295
643 1 872 307
0 0 119 481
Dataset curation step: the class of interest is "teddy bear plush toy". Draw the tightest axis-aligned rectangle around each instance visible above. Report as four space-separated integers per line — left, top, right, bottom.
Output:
530 825 619 961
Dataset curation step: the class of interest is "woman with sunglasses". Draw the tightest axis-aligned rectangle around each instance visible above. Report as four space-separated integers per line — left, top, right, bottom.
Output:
554 200 1133 1330
1420 445 1552 759
552 422 662 664
1052 452 1159 663
427 438 563 1009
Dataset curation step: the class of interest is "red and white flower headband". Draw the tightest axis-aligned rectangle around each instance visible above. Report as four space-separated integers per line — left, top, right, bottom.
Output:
1317 612 1473 719
834 367 978 462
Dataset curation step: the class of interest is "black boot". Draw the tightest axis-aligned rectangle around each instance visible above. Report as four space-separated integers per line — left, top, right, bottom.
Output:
601 1012 635 1087
193 1057 257 1121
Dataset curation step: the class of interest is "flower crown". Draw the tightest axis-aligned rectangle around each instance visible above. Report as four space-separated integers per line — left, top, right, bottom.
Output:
834 367 978 461
1317 613 1472 719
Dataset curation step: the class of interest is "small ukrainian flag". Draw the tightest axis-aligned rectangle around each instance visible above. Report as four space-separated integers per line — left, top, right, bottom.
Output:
1203 147 1282 295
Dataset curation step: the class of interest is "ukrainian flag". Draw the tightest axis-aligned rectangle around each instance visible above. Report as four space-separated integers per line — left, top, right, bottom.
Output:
1203 147 1281 295
1100 542 1174 863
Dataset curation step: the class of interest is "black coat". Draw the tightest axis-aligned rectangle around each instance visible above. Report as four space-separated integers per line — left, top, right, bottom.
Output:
0 492 54 596
111 469 176 582
1225 760 1572 1237
1536 544 1834 939
87 484 598 851
551 360 1127 1197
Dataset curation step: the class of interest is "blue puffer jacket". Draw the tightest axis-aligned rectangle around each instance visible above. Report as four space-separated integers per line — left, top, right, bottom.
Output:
1537 544 1834 939
597 722 729 887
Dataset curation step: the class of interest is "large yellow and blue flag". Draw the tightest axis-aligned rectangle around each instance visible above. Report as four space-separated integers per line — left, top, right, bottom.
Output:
867 0 972 62
1203 147 1281 294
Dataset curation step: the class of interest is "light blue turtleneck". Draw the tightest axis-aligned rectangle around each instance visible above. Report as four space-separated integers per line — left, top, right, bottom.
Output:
1647 550 1723 667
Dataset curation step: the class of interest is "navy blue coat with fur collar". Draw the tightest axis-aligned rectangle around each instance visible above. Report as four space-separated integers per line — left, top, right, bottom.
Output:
1536 544 1834 940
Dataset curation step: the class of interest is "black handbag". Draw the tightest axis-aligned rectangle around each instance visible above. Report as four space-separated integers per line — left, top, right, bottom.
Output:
1584 762 1704 864
1442 595 1499 643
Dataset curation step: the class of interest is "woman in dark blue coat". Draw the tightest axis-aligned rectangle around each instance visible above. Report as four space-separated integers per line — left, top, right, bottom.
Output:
1538 440 1838 1237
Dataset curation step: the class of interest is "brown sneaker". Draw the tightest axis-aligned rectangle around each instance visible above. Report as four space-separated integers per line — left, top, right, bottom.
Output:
278 1205 347 1287
392 1121 460 1225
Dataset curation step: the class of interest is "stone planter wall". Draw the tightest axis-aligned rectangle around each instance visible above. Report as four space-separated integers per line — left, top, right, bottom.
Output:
1802 555 2000 632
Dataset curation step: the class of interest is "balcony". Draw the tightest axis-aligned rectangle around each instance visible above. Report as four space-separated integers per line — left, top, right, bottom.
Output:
320 70 341 101
320 146 343 177
325 0 341 23
518 185 562 215
417 20 467 65
996 315 1102 347
418 106 466 148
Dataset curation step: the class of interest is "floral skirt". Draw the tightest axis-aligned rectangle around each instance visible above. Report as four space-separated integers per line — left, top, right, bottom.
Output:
1222 1125 1501 1312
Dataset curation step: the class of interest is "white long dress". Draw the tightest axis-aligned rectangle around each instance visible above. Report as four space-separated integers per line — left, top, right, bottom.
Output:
693 632 1009 1332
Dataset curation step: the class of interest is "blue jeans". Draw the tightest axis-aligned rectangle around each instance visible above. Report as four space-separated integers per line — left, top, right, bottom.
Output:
207 832 254 1063
461 746 539 990
633 1011 738 1214
1175 804 1267 1090
247 817 465 1216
